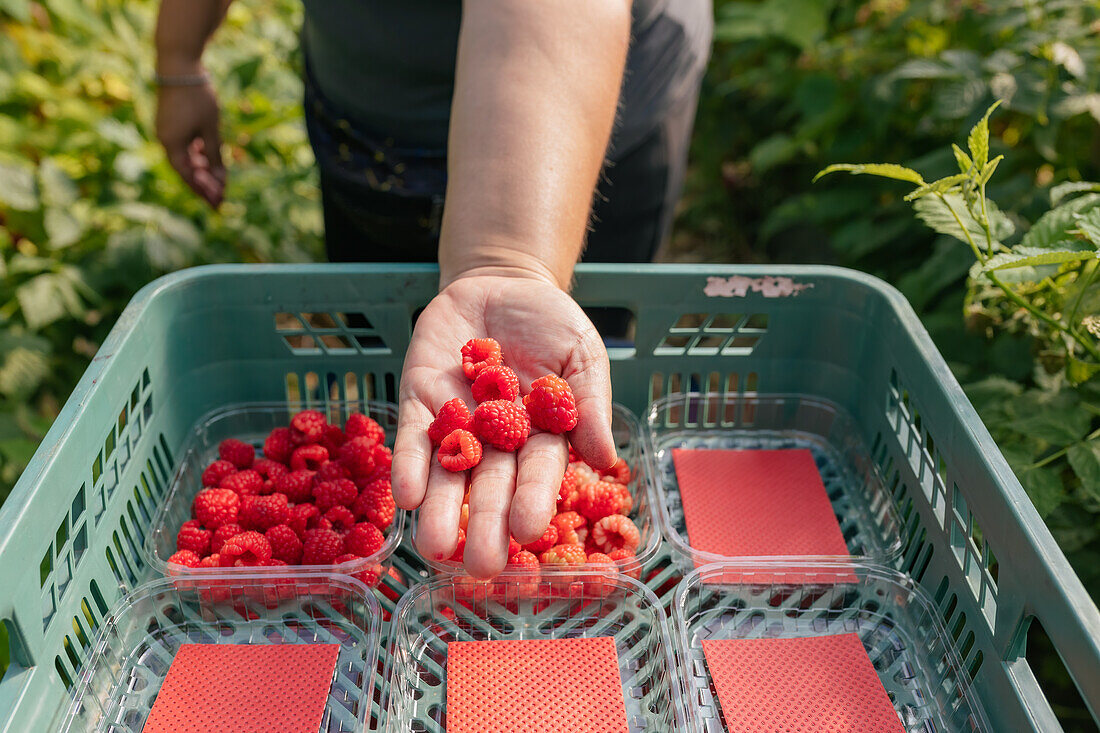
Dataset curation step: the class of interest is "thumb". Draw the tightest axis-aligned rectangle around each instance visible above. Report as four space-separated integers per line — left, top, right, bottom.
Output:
563 326 617 470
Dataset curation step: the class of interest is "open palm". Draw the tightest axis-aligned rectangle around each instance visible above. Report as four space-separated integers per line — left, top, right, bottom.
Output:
391 274 616 577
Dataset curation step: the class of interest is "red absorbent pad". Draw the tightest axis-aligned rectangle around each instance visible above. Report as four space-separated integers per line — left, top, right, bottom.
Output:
673 448 851 560
142 643 339 733
446 637 629 732
701 634 904 732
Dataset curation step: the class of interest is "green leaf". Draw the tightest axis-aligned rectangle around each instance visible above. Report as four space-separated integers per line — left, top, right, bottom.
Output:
1051 181 1100 206
1021 193 1100 249
903 174 969 201
43 207 84 249
38 159 78 208
951 144 973 174
983 243 1096 272
978 155 1004 187
1019 466 1066 518
966 100 1002 171
1011 408 1091 445
1074 209 1100 246
15 272 86 331
0 335 49 399
813 163 925 185
1068 356 1100 385
912 192 1013 248
0 0 31 23
1068 441 1100 502
0 158 38 211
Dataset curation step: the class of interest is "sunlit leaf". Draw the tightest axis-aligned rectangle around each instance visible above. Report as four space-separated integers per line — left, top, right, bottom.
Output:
983 244 1096 272
1022 193 1100 248
966 100 1002 171
813 163 925 185
1068 441 1100 502
1050 181 1100 206
903 174 969 201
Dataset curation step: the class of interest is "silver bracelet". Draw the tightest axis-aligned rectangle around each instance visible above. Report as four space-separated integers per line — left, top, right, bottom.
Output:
154 71 210 87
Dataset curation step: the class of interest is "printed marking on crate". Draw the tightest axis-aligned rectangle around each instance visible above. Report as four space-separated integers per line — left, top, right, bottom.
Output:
703 275 814 298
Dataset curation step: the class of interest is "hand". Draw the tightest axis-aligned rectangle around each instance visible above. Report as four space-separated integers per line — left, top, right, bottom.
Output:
391 272 617 578
155 78 226 208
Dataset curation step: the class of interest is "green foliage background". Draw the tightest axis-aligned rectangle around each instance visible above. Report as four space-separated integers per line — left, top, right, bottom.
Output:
1 0 1099 726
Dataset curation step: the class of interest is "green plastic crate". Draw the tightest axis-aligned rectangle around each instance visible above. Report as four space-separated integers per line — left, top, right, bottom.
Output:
0 264 1097 731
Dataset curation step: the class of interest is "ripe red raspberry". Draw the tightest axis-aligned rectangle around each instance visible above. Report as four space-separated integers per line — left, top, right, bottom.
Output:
176 523 212 556
612 483 633 515
240 493 290 531
557 466 582 512
587 551 614 565
344 522 385 557
167 550 201 568
338 436 376 476
219 469 264 497
210 522 243 553
508 536 522 557
263 427 294 464
570 461 601 487
252 458 288 482
218 438 255 468
198 553 225 568
321 425 348 454
288 503 321 538
333 553 362 565
591 515 641 554
193 488 240 529
324 505 357 532
428 398 473 445
539 544 587 566
508 549 540 572
313 478 358 511
471 365 520 403
449 527 467 562
551 512 586 534
202 460 237 488
316 460 350 483
372 444 393 472
290 444 329 471
265 524 303 564
220 530 272 566
345 413 386 445
302 528 345 565
438 429 483 472
600 458 631 484
578 481 622 522
461 337 503 380
290 409 327 443
523 524 558 554
523 374 579 434
472 400 530 452
608 548 640 579
272 470 312 504
352 479 396 530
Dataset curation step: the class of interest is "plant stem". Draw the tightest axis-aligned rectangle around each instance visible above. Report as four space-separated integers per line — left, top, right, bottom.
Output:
985 269 1100 360
937 192 987 263
1067 261 1098 335
1027 426 1100 470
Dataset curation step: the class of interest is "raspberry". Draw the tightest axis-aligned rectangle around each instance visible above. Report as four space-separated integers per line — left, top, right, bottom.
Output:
472 400 530 452
219 469 264 497
591 515 641 554
587 551 614 565
313 517 335 532
202 460 237 488
345 413 386 445
508 549 540 572
193 488 240 529
558 526 582 545
459 502 470 531
438 429 483 472
321 425 348 454
180 519 203 532
372 444 393 473
524 374 580 435
198 553 225 568
316 460 350 483
600 458 631 484
338 436 376 476
539 544 587 566
570 461 601 487
211 522 243 553
272 469 315 503
523 524 558 554
290 444 329 471
240 493 290 531
333 553 362 565
290 410 327 443
176 523 212 556
449 527 467 562
302 528 345 565
252 458 288 482
578 481 622 522
263 427 294 464
265 524 303 564
261 559 288 567
551 512 586 533
607 548 640 579
313 478 358 511
218 438 255 468
428 398 474 445
461 337 503 380
288 504 321 538
352 479 396 530
471 365 520 403
508 536 522 557
612 482 633 514
220 531 272 566
558 466 582 512
167 550 201 568
344 522 385 557
324 505 357 532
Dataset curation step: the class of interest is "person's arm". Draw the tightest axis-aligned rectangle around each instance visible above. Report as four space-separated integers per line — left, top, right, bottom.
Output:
154 0 232 207
391 0 632 577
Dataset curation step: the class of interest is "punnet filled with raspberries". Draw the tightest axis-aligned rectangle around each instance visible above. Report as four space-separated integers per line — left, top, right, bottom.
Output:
150 405 401 582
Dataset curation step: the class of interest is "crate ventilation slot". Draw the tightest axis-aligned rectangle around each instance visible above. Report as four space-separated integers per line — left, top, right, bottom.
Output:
275 312 392 355
654 313 767 357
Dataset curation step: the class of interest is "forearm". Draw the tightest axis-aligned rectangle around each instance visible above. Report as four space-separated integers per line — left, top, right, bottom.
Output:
155 0 232 74
438 0 631 290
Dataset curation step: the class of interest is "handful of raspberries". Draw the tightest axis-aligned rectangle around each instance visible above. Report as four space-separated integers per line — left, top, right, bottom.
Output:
430 338 641 573
167 409 396 583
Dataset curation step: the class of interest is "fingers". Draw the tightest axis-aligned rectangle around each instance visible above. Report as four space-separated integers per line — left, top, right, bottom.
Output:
411 458 467 563
463 449 516 578
566 327 617 469
510 432 567 544
391 396 436 511
200 127 227 207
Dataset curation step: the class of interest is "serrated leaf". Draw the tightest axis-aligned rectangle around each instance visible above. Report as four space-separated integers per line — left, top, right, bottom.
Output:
1051 181 1100 206
984 243 1096 272
1068 441 1100 502
1068 357 1100 385
952 144 973 174
903 174 969 201
1074 209 1100 246
0 159 38 211
1019 466 1066 518
15 272 86 330
1012 408 1091 445
979 155 1004 187
1022 193 1100 249
912 192 1013 248
43 207 84 249
966 100 1002 171
0 343 49 399
813 163 925 185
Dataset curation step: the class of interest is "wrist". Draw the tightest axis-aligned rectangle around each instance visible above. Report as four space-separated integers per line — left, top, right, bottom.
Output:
438 237 575 291
155 51 204 77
